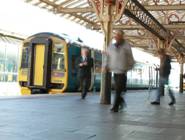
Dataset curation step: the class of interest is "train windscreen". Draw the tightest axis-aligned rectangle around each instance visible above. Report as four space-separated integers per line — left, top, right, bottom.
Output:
51 43 65 72
21 45 29 68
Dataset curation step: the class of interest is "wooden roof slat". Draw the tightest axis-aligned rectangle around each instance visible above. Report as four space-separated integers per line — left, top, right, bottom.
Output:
54 0 65 4
69 1 87 8
83 12 94 18
25 0 34 2
30 0 40 5
33 1 42 6
57 7 93 13
70 13 96 26
58 0 75 6
38 2 47 8
64 0 84 8
61 0 78 7
39 0 57 7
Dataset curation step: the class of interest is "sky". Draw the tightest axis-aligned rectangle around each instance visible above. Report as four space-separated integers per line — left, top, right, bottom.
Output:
0 0 159 64
0 0 104 49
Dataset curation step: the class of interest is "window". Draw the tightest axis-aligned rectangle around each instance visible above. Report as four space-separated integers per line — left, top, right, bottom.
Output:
0 40 21 82
21 47 29 68
51 53 65 71
53 43 64 52
51 42 65 71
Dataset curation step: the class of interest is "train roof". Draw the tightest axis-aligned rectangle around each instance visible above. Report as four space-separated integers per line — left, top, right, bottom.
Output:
28 32 84 47
26 32 101 52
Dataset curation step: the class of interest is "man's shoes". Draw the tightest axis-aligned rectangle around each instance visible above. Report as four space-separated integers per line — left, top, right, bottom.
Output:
160 94 165 97
119 99 126 110
151 101 160 105
169 101 176 106
110 108 118 113
81 97 85 100
119 103 124 110
81 94 86 100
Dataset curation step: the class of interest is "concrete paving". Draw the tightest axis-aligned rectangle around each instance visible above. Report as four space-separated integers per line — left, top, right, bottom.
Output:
0 90 185 140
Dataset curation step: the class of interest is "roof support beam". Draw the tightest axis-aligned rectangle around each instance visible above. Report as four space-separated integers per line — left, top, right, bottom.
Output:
115 24 185 30
127 35 185 40
92 24 185 30
0 34 24 41
144 4 185 11
57 7 93 13
174 39 185 52
56 4 185 14
39 0 57 7
0 29 24 41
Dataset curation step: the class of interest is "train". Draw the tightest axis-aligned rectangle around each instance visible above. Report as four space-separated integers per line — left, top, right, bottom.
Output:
18 32 157 95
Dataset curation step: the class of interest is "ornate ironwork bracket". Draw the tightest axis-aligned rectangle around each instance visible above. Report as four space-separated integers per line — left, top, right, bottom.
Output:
89 0 128 22
124 0 169 40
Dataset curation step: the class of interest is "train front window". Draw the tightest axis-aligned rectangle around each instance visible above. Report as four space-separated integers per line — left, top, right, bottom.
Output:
21 47 29 68
52 42 65 71
51 53 65 71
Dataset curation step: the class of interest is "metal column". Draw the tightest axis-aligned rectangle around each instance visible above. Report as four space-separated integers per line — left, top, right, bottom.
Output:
100 5 113 104
90 0 127 104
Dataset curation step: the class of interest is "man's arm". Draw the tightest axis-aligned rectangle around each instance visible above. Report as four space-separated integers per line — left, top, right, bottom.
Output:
126 45 135 71
76 57 84 68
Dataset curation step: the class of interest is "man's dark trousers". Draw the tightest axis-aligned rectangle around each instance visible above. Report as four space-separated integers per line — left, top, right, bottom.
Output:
113 73 127 110
78 57 93 99
81 76 90 99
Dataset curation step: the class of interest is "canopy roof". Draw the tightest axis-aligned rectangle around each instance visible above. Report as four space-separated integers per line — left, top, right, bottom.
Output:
25 0 185 57
0 29 24 44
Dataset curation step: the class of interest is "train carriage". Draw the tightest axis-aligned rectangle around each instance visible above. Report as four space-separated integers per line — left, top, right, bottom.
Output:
18 32 157 95
19 32 96 94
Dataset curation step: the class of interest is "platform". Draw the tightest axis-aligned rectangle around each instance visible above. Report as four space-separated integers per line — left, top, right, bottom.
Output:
0 90 185 140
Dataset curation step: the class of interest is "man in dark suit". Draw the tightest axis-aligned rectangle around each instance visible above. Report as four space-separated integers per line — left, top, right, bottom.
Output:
77 48 93 99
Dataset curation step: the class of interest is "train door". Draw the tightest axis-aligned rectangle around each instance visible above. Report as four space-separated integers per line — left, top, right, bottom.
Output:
27 38 52 92
33 44 45 86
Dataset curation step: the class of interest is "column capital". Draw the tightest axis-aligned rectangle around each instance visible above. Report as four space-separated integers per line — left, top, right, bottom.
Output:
89 0 128 22
156 38 166 49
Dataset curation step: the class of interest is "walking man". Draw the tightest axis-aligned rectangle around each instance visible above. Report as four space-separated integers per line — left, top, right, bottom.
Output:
103 30 135 112
78 48 93 99
151 49 176 106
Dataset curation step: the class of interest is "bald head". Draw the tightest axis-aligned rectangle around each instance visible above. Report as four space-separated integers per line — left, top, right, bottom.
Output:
114 30 124 43
81 48 89 57
115 30 124 36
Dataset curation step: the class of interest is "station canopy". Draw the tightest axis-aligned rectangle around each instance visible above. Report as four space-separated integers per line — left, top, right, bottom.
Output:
25 0 185 59
0 29 24 44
